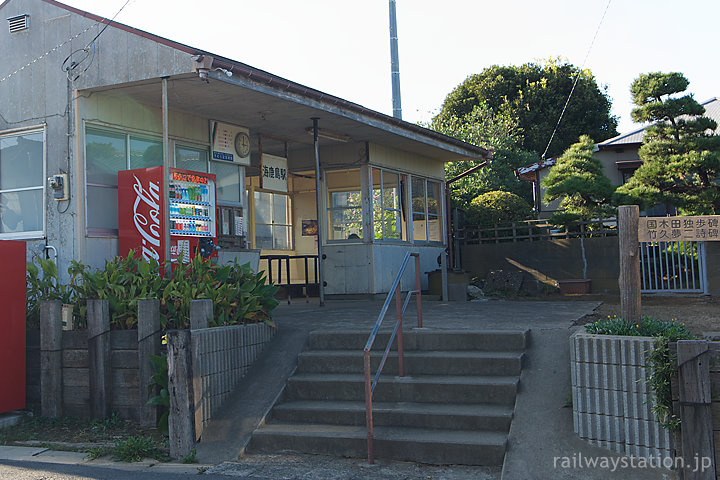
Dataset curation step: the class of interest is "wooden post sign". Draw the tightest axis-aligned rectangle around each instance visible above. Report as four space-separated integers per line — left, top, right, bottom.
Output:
638 215 720 242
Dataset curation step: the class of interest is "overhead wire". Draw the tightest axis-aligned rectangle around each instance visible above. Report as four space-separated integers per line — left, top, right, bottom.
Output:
541 0 613 160
63 0 132 81
0 0 132 85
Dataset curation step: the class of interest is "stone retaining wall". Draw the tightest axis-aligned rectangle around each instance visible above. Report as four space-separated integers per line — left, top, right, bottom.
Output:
192 323 276 428
570 332 673 461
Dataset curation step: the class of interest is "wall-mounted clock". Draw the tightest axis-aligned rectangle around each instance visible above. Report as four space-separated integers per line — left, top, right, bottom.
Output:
234 132 250 158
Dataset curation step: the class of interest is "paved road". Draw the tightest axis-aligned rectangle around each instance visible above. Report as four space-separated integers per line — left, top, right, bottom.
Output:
0 460 226 480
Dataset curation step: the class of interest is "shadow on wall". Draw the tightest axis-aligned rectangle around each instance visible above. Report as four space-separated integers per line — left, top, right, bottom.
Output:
461 237 620 293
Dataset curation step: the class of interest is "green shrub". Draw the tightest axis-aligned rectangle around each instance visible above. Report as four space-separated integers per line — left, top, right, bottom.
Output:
464 190 533 226
584 316 695 339
27 254 279 330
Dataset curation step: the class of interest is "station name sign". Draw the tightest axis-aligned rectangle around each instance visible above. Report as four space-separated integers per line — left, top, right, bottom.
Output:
638 215 720 242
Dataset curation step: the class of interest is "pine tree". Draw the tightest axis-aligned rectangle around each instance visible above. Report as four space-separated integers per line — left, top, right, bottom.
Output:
542 135 615 223
614 72 720 214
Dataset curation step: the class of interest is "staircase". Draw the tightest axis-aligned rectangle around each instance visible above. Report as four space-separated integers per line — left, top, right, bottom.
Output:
246 328 529 466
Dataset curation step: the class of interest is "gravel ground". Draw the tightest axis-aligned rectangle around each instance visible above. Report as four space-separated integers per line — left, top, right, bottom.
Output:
206 452 501 479
559 293 719 334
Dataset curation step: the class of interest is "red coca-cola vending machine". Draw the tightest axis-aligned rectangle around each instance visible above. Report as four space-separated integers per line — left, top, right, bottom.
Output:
118 167 218 264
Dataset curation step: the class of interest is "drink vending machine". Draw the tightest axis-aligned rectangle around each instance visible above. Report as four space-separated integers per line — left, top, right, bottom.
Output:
118 167 218 264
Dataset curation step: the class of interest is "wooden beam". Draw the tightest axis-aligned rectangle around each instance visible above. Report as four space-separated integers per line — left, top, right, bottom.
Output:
677 340 715 480
618 205 641 323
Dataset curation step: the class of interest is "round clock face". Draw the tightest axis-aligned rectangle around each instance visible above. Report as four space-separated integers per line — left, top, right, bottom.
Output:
234 132 250 158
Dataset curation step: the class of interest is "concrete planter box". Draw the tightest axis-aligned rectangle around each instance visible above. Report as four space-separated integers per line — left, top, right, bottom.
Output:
570 332 674 461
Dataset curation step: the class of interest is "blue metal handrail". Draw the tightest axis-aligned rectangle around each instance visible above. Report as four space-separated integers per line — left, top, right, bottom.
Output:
363 251 423 464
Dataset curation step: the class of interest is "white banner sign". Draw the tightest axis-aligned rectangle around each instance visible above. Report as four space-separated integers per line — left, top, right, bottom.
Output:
261 154 288 192
210 121 250 165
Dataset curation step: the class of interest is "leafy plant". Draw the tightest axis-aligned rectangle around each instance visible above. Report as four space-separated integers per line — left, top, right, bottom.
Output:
147 353 169 435
69 252 164 330
112 435 165 462
585 316 695 429
28 253 279 331
85 446 112 460
181 448 198 464
26 258 73 329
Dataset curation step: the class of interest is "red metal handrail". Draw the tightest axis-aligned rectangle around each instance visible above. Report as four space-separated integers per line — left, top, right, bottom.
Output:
363 251 423 464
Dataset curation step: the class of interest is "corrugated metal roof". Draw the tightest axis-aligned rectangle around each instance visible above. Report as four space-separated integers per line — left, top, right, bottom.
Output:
599 97 720 148
517 157 556 175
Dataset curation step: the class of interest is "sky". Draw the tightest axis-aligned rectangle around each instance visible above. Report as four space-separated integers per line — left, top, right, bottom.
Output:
58 0 720 137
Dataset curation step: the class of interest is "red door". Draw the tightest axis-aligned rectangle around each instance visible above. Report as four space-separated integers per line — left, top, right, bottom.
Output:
0 240 26 412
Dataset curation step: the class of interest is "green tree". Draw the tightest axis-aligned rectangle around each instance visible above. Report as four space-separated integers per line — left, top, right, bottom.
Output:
435 59 618 157
542 135 615 280
464 190 533 226
614 72 720 214
430 103 535 209
542 135 615 223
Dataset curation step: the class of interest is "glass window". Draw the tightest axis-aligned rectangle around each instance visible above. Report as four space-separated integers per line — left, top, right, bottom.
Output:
130 137 162 169
211 160 242 205
411 178 427 241
175 145 208 173
373 168 404 241
412 177 443 243
0 130 44 236
86 129 126 186
326 169 362 240
85 126 163 233
254 190 291 250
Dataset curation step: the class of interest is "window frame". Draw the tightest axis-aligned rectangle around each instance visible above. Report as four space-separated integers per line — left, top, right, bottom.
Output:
0 125 46 240
325 168 364 242
253 189 292 251
83 123 163 237
411 176 444 245
372 167 406 242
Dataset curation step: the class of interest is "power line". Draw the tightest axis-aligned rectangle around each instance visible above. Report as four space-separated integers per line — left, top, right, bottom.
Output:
0 0 132 85
63 0 132 81
541 0 613 160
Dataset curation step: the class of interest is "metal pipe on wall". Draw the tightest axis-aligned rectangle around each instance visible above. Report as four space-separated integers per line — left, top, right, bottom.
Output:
161 78 171 265
312 118 325 306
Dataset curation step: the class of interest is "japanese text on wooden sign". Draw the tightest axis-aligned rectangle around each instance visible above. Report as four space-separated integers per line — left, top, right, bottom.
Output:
261 154 288 192
638 216 720 242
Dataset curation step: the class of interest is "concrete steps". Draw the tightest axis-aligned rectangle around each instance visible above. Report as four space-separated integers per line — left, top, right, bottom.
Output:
249 424 508 466
298 350 524 376
247 329 528 465
269 400 514 431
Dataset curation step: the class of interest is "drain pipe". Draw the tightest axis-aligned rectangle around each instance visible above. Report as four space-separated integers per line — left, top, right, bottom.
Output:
312 118 325 306
445 161 488 270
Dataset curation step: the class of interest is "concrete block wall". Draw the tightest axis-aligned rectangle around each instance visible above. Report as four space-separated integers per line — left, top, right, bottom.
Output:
570 332 673 461
191 323 276 427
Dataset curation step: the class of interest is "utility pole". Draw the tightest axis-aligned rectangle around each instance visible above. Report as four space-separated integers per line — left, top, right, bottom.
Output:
389 0 402 119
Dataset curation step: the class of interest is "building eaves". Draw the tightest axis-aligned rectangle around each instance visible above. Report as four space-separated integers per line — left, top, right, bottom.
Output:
19 0 489 160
